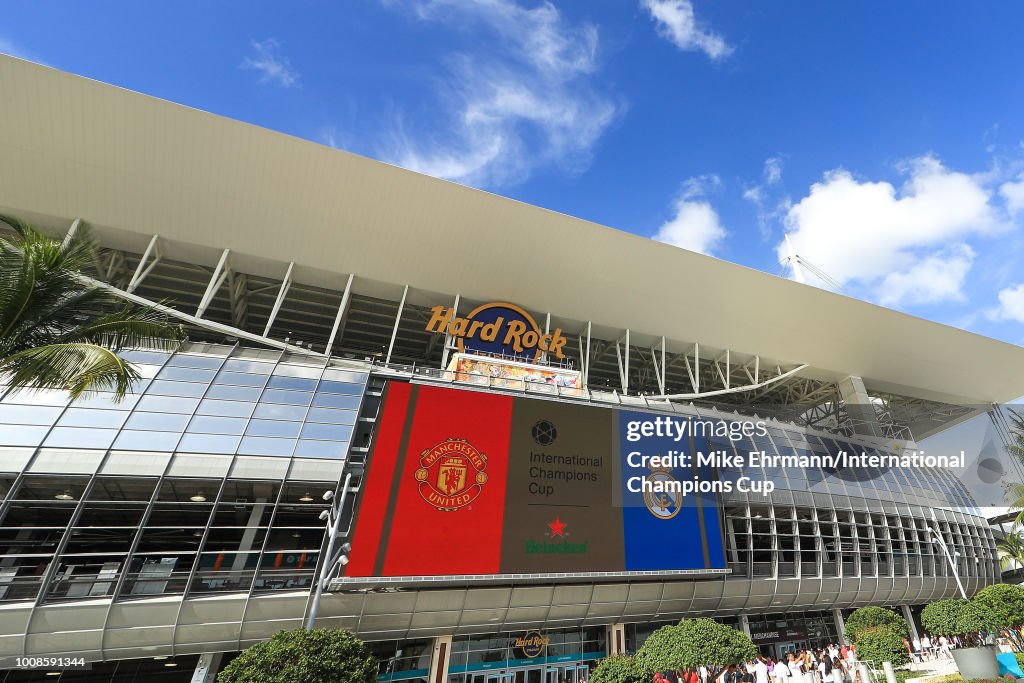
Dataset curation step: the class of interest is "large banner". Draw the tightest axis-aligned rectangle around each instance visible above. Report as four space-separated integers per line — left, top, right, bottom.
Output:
345 383 726 578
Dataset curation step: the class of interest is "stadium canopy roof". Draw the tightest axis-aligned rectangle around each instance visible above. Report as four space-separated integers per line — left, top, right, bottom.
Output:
2 54 1023 427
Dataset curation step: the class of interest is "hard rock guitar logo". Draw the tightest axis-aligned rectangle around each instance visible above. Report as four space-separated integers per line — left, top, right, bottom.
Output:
414 438 489 511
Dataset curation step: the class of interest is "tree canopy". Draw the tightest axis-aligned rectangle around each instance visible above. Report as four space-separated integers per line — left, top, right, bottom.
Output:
844 606 909 642
634 618 758 675
217 628 377 683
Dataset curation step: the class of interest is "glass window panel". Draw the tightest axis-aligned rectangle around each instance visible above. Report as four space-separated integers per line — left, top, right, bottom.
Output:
272 364 321 379
311 393 362 409
112 430 181 451
322 369 368 384
294 440 347 459
188 415 247 434
252 403 307 421
222 359 275 374
120 350 171 364
177 433 242 454
0 425 49 447
72 392 141 410
266 376 318 391
299 423 353 441
146 380 209 398
2 389 71 407
0 404 63 426
166 354 224 369
238 436 296 456
87 478 158 501
316 380 364 395
157 366 217 383
57 407 129 429
205 384 263 401
136 395 201 414
196 399 255 418
305 407 357 425
216 371 270 387
245 420 302 438
125 412 191 432
259 389 313 406
43 426 118 449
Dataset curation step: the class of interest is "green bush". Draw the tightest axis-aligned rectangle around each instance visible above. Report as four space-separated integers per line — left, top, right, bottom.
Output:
635 618 758 677
217 628 376 683
974 584 1024 629
922 599 995 646
854 626 910 667
590 655 647 683
1015 652 1024 669
845 606 910 642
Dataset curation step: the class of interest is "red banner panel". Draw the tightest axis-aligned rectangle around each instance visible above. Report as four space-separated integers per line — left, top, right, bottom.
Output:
346 383 514 576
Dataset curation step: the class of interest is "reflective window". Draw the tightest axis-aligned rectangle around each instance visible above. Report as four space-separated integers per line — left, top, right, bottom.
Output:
267 376 318 391
157 366 218 383
136 395 201 414
196 399 255 418
306 407 357 425
246 420 302 438
300 423 353 441
188 416 247 435
259 389 313 406
252 403 307 421
0 425 49 447
146 380 209 398
216 371 270 387
294 440 347 459
165 354 224 370
57 407 129 429
44 426 119 449
206 384 264 401
311 393 362 409
238 436 296 456
222 359 275 374
177 433 243 454
125 412 191 432
0 404 63 425
316 380 364 395
113 430 181 451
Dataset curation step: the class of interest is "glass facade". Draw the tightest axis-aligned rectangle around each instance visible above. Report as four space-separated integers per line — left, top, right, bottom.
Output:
0 343 373 605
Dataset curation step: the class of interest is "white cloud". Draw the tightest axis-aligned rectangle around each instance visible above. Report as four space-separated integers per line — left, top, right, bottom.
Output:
876 244 974 307
777 156 1003 306
383 0 621 187
640 0 733 61
988 283 1024 323
240 39 299 88
1001 173 1024 215
743 157 789 239
653 175 727 255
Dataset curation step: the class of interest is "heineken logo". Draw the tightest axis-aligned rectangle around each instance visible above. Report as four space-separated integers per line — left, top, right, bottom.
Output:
524 517 588 554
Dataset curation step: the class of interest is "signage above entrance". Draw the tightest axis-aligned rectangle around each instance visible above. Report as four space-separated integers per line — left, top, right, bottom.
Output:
425 302 567 361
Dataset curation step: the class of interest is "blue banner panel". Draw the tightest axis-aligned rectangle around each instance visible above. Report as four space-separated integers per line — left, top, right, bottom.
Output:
618 410 726 571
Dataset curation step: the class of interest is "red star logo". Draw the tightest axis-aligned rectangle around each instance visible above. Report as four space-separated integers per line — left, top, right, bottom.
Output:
548 517 567 537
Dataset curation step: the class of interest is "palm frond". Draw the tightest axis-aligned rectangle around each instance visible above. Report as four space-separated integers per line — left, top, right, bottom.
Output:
0 342 143 401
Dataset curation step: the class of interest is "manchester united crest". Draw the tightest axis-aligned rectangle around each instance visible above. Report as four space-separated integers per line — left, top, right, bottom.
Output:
414 438 489 511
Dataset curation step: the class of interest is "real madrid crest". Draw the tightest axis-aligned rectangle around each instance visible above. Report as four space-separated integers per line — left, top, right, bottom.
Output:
414 438 489 511
643 465 682 520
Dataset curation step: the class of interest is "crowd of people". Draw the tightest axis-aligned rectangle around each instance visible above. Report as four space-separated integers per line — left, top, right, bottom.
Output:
652 644 861 683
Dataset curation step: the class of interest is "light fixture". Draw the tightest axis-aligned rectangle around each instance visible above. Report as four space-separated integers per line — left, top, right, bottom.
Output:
164 662 178 667
298 492 314 502
291 531 302 538
153 656 168 660
45 673 61 677
54 490 74 501
189 493 207 502
192 530 203 538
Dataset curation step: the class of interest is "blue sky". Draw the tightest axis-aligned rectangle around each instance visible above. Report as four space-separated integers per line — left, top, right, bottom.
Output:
3 1 1024 343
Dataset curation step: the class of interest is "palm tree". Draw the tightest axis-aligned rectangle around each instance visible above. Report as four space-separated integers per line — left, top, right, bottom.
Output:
997 526 1024 574
0 215 184 400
